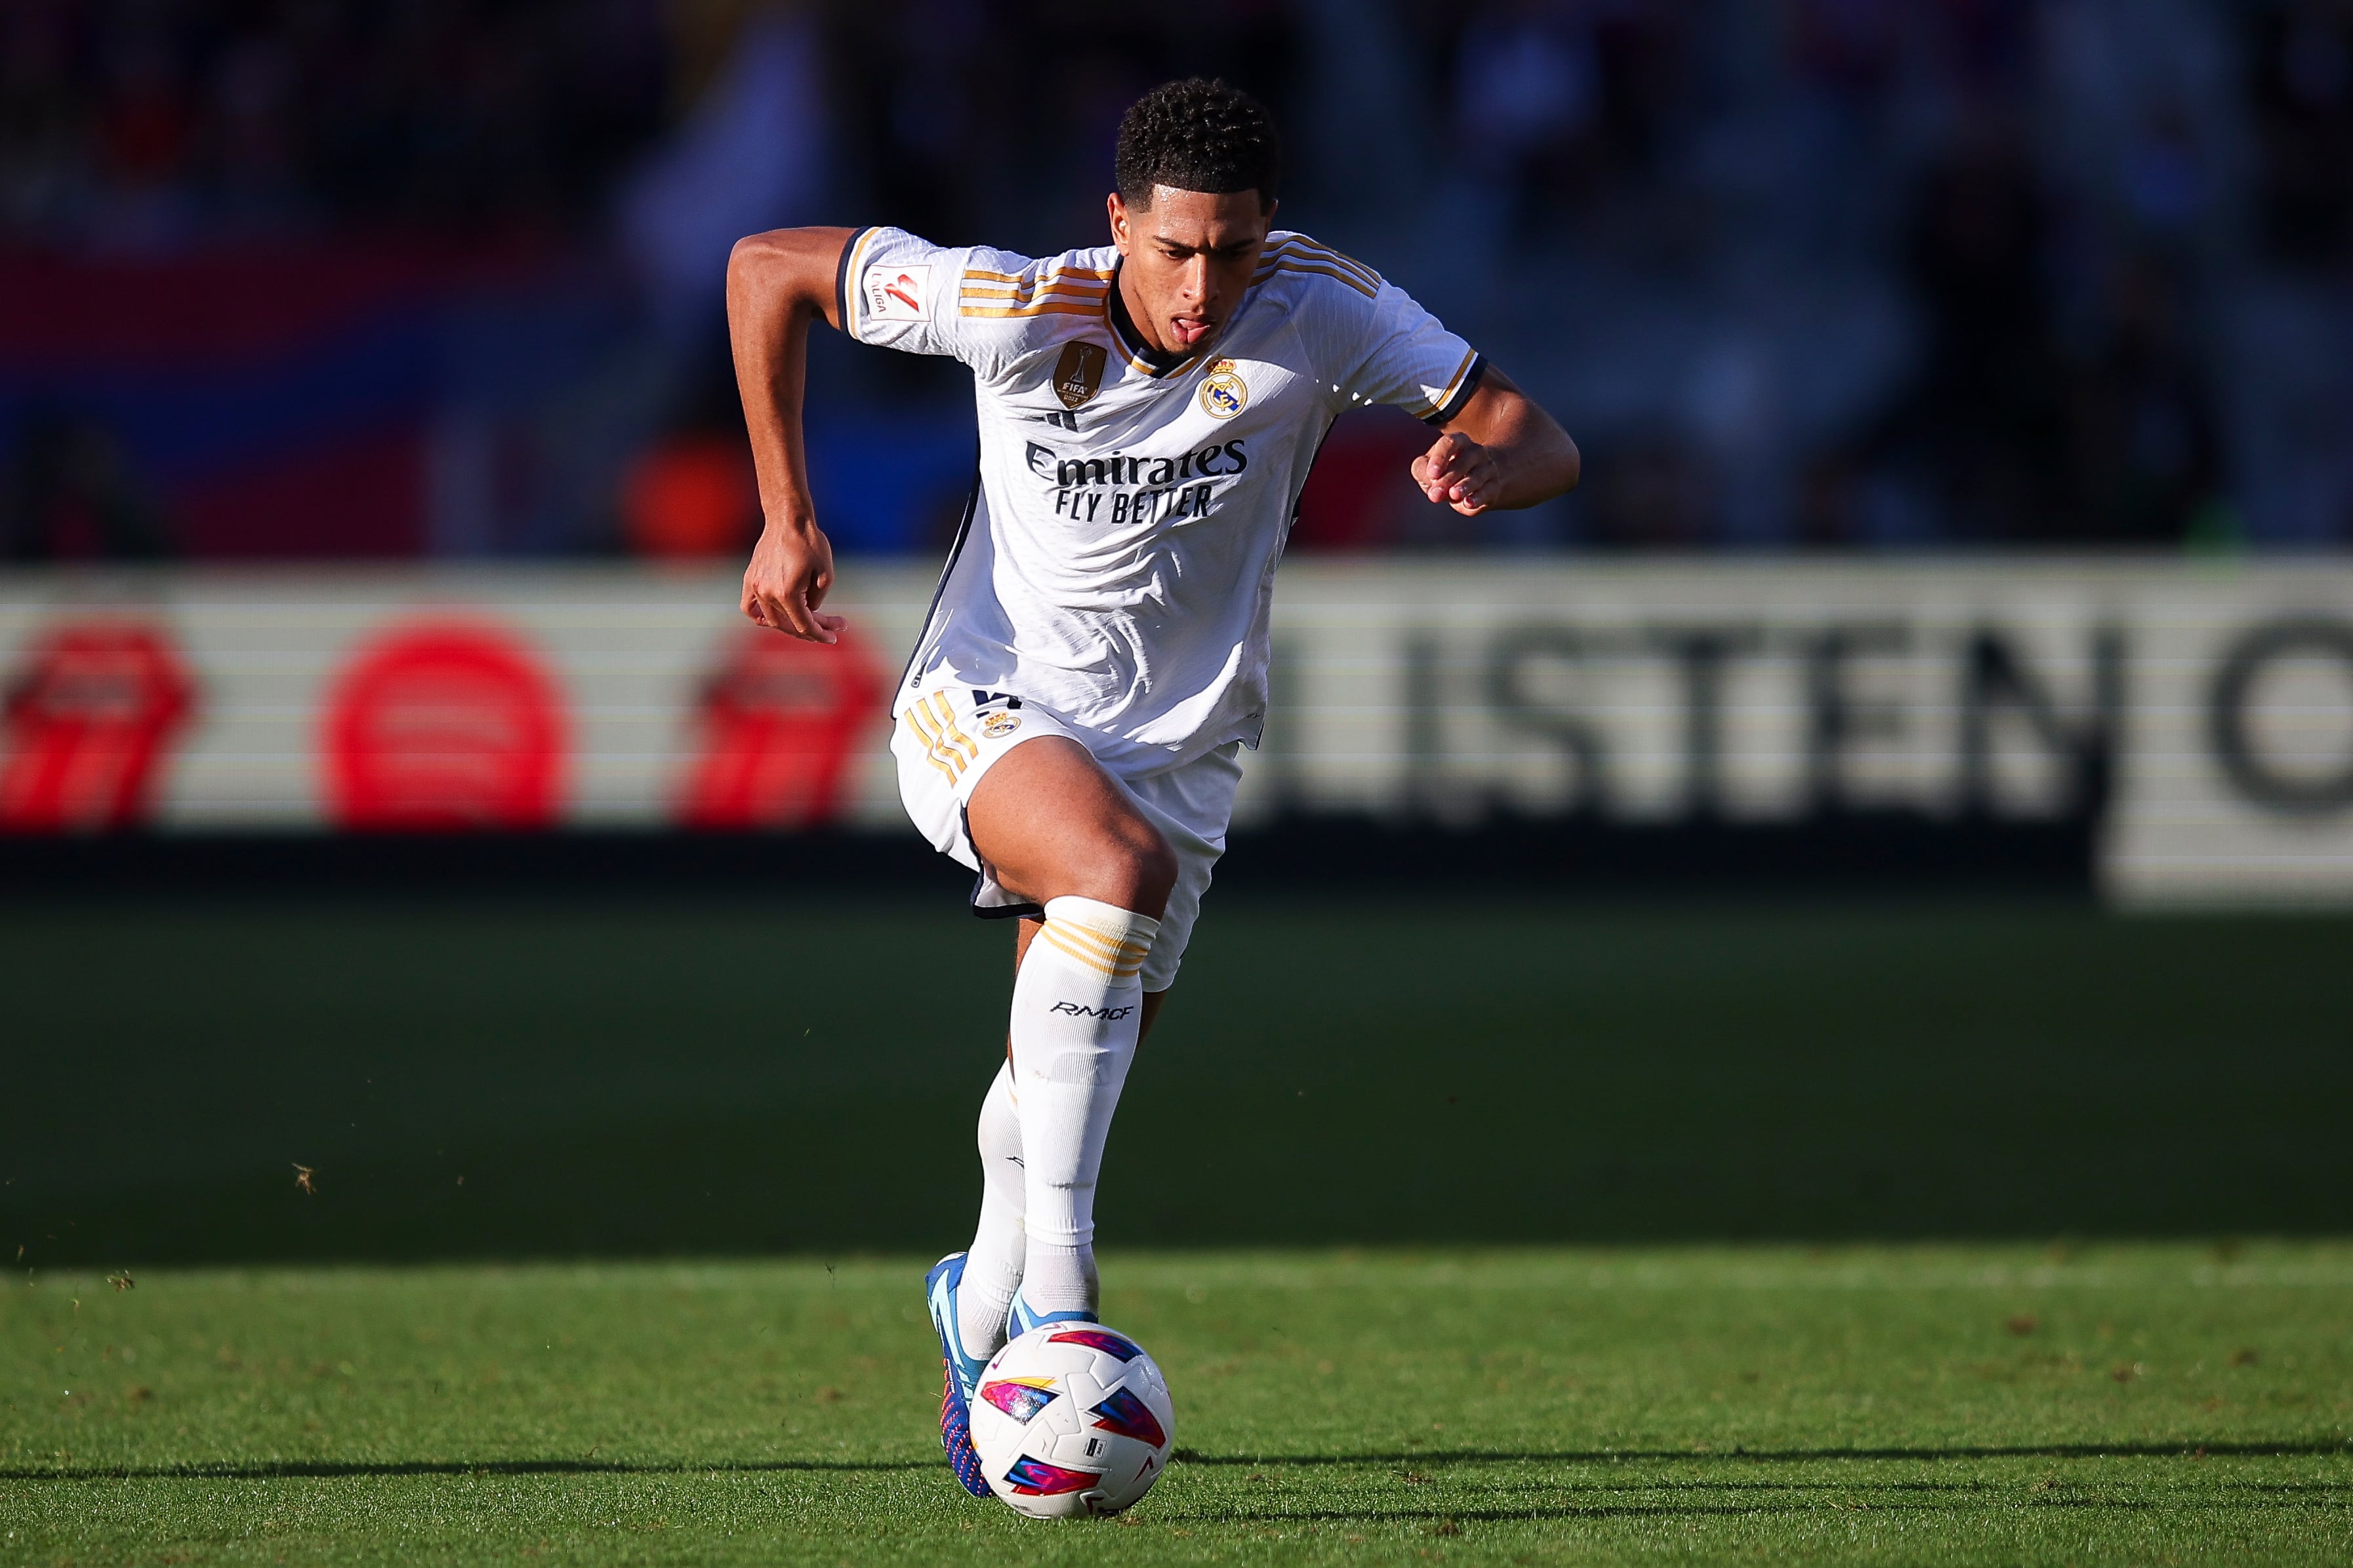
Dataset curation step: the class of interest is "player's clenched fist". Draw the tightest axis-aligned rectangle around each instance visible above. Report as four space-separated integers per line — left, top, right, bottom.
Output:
740 519 848 643
1414 429 1500 516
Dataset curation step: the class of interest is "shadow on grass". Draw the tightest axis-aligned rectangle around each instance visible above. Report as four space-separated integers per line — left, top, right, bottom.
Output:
1178 1497 2343 1525
0 1457 934 1483
1170 1441 2352 1467
1219 1506 1824 1523
12 1440 2344 1487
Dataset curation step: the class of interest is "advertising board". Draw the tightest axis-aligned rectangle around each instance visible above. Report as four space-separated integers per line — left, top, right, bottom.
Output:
2 562 2348 903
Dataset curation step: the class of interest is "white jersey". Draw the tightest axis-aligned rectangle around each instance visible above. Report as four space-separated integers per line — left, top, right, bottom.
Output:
841 225 1484 776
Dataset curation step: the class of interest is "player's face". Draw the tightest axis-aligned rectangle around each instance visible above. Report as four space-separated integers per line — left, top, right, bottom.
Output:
1107 186 1275 355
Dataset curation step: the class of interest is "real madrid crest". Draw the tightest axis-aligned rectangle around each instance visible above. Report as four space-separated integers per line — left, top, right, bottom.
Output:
1198 358 1249 421
979 710 1023 739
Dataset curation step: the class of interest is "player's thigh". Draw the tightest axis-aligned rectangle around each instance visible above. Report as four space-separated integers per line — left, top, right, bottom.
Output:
1004 742 1237 997
1118 740 1241 993
965 735 1176 913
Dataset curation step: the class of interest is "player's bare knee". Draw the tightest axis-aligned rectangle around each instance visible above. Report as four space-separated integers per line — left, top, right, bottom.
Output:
1086 816 1176 915
1125 825 1179 913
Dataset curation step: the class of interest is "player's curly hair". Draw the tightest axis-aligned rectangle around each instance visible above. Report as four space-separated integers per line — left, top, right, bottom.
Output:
1115 78 1280 212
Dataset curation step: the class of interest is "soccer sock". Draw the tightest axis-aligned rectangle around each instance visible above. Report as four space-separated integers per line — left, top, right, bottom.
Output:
955 1059 1024 1362
1007 895 1158 1319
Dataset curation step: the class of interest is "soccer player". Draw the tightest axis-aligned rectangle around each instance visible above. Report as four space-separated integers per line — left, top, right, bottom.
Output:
728 79 1579 1495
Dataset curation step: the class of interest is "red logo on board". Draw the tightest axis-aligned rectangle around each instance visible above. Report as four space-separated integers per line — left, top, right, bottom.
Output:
678 624 882 829
0 620 197 831
323 620 567 830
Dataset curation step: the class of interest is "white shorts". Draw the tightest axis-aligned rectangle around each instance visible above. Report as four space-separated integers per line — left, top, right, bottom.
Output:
891 684 1241 993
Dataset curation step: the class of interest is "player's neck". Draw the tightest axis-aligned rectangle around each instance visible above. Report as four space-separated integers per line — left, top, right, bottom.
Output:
1109 264 1198 372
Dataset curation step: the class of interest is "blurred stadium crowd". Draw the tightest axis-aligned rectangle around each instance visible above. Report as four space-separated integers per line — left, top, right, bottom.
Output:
3 0 2352 559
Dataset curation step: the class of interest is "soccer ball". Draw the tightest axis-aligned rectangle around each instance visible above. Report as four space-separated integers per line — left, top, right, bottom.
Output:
966 1322 1176 1518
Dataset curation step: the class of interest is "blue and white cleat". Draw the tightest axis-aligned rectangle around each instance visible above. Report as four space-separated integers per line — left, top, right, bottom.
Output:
1008 1289 1099 1338
924 1253 992 1498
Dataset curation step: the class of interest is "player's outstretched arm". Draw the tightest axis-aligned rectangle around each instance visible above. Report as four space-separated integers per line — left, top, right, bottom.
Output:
728 226 859 641
1411 367 1582 517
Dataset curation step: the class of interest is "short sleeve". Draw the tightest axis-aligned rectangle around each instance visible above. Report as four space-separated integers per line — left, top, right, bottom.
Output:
1326 276 1485 426
836 226 980 362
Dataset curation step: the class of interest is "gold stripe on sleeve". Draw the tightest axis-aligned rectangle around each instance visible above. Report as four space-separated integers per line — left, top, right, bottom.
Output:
1430 348 1479 418
961 285 1112 313
1252 258 1380 300
959 287 1113 304
964 264 1115 283
1256 238 1383 292
961 300 1109 319
959 265 1116 321
960 288 1113 304
962 269 1114 291
1263 237 1380 288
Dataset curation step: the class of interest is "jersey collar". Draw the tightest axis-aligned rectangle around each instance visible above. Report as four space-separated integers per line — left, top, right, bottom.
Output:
1107 264 1210 380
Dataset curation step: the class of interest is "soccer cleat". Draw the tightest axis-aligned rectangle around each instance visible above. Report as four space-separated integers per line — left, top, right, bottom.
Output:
924 1253 993 1499
1008 1289 1099 1338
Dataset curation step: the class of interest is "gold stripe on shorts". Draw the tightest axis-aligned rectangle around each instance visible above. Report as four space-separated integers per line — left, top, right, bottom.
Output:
905 704 962 784
929 693 980 762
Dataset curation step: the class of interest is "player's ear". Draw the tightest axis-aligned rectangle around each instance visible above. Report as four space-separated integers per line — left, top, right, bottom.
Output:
1107 192 1132 254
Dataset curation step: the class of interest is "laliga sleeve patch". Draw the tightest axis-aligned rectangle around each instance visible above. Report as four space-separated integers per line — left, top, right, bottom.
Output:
863 262 931 322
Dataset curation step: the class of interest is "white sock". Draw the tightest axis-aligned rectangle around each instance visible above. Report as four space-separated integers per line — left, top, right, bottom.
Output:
1008 895 1156 1318
955 1059 1024 1361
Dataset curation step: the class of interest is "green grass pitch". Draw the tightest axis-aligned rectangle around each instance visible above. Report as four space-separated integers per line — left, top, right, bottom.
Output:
1 892 2350 1560
6 1247 2350 1563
